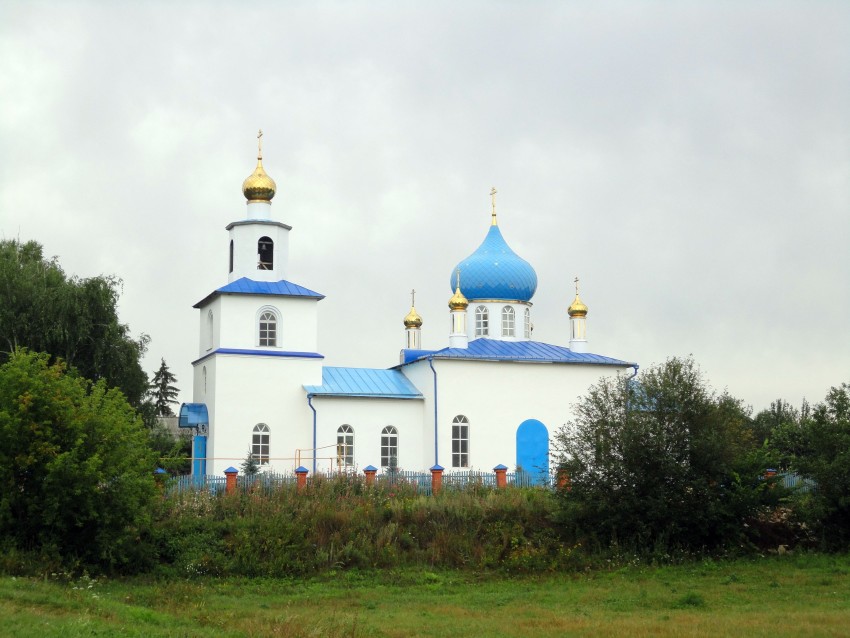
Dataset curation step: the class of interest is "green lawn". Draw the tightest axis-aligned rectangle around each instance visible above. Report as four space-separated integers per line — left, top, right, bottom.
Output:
2 555 849 637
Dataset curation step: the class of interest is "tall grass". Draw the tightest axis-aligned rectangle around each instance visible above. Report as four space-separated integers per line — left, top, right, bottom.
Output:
152 474 566 577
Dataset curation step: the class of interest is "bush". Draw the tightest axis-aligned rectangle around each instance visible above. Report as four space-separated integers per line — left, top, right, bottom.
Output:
0 351 158 572
553 357 778 553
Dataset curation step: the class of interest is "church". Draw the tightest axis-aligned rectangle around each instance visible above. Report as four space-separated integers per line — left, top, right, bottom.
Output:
180 134 637 482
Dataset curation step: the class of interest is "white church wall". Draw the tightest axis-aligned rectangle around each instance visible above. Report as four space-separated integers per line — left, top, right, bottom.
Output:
398 359 440 468
197 297 222 355
310 397 425 473
202 354 322 476
466 301 532 341
228 220 291 283
403 358 631 473
217 295 319 353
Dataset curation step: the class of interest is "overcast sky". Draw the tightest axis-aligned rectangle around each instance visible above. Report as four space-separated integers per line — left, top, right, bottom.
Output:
1 1 848 413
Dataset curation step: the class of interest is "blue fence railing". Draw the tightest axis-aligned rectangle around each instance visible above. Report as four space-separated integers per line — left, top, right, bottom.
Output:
167 468 539 495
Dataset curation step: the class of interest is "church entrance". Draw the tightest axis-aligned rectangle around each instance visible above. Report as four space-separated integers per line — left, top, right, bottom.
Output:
516 419 549 485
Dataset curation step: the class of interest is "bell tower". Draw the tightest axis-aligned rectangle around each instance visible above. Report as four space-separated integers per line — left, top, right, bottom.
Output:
227 129 291 282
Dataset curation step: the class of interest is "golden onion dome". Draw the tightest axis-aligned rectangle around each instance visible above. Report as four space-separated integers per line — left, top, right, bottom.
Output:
404 306 423 328
242 129 276 202
242 157 276 202
448 286 468 311
568 293 588 318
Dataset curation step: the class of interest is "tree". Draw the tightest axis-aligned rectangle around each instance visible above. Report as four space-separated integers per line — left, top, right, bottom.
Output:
241 449 260 476
149 358 180 416
793 383 850 549
0 350 157 570
0 239 149 406
553 357 775 552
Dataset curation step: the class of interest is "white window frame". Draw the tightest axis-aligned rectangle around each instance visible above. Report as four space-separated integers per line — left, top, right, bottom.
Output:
252 423 270 465
502 306 515 337
337 424 354 468
524 307 531 338
256 306 280 348
452 415 469 468
381 426 398 469
475 305 489 337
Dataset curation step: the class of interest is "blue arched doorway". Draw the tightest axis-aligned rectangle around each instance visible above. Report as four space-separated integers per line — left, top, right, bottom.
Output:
516 419 549 485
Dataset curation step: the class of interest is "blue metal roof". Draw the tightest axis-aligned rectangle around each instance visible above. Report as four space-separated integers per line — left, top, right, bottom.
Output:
193 277 324 308
400 338 634 366
178 403 209 428
304 367 423 399
452 224 538 302
193 348 324 365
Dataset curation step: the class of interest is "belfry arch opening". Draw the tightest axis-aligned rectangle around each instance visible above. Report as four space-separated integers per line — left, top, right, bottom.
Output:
258 236 274 270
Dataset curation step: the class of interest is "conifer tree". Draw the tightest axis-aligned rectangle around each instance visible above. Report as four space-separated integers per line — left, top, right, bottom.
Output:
150 358 179 416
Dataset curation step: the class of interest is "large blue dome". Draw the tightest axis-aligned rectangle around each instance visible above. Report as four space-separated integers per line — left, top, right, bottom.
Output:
452 224 538 302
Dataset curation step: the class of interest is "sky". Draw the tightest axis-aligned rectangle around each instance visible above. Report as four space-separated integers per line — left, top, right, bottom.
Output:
1 1 848 414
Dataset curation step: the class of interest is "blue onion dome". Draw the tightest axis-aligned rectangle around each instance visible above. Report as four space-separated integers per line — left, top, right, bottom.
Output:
451 224 538 302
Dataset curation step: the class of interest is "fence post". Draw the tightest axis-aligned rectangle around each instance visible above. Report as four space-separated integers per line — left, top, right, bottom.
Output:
224 466 238 494
295 466 309 492
363 465 378 487
493 464 508 488
430 464 444 495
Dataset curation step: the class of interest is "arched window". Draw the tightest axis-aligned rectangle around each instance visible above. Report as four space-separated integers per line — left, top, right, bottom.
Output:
502 306 515 337
252 423 270 465
257 236 274 270
337 424 354 468
452 415 469 468
229 240 234 273
258 310 277 347
381 426 398 468
202 366 207 394
524 308 531 339
475 305 489 337
207 310 214 350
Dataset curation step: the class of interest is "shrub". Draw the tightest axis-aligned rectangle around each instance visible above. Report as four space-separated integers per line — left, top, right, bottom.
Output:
0 351 158 572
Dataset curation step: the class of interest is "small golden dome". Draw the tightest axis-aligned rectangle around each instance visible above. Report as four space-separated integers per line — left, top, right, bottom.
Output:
404 306 423 328
242 157 276 202
448 286 468 311
568 294 588 318
242 129 276 202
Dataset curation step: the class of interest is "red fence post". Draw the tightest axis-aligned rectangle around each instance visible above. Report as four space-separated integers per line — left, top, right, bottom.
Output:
493 464 508 488
224 466 238 494
295 466 309 491
430 464 444 495
364 465 378 487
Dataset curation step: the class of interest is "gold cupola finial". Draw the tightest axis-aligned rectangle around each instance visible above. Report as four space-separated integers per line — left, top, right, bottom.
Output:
568 276 588 317
490 186 498 226
242 129 277 203
449 268 468 310
404 288 423 328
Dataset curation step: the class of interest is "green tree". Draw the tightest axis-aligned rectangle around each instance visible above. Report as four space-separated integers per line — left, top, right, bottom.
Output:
241 449 260 476
553 357 775 552
149 358 180 417
0 239 149 406
0 350 157 571
793 383 850 549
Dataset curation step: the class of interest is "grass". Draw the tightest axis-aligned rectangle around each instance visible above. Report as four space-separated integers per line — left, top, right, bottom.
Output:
1 554 848 637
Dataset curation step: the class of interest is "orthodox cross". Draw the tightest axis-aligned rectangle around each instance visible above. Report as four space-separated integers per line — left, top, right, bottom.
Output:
455 268 461 290
257 129 263 159
574 276 580 295
490 186 497 223
410 288 416 307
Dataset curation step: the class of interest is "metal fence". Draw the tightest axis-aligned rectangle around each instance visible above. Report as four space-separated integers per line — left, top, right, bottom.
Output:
168 468 538 495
